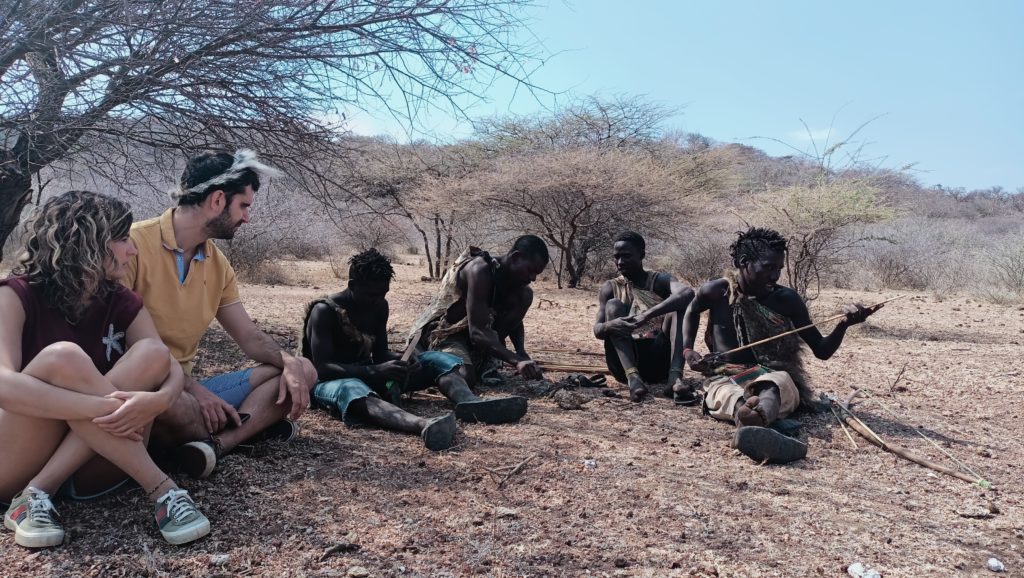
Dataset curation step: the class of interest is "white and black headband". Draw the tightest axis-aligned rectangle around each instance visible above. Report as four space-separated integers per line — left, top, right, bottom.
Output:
170 149 282 201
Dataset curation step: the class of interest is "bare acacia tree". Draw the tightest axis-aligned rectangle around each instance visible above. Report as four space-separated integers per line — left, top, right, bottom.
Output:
0 0 541 260
332 139 486 278
473 95 676 154
477 148 685 288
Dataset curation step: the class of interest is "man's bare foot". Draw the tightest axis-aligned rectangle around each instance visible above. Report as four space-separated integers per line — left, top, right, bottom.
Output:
672 381 698 406
734 396 767 426
627 375 649 402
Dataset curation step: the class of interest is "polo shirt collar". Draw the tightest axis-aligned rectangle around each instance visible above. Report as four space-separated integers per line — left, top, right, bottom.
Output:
159 207 209 257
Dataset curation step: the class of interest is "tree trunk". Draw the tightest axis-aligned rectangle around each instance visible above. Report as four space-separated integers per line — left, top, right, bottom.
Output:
443 229 453 273
565 246 582 289
554 248 564 289
433 213 442 279
412 223 433 279
0 173 34 265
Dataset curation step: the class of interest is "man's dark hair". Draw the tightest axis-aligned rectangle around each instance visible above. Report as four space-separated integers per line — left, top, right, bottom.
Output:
177 151 261 206
613 230 646 255
348 248 395 284
730 227 788 267
510 234 550 264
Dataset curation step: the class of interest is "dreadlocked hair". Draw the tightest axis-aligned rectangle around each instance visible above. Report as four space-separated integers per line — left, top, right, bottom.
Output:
13 190 133 323
730 227 787 268
348 248 395 284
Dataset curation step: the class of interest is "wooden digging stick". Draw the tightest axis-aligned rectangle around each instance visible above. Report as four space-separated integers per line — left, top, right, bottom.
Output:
535 362 612 374
835 399 992 488
401 328 423 363
716 295 906 359
532 348 606 358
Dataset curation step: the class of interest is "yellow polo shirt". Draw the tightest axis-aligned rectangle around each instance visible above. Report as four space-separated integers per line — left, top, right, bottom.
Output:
125 208 241 375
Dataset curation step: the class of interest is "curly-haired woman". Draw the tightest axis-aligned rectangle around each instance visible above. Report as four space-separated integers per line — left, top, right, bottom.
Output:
0 191 210 548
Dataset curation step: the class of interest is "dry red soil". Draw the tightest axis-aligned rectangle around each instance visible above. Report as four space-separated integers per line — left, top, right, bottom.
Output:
3 258 1021 577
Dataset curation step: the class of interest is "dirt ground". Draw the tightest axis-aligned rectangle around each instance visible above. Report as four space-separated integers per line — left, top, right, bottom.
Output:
3 257 1022 577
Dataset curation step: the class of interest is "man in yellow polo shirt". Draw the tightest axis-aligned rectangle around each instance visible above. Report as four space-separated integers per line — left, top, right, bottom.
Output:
125 150 316 478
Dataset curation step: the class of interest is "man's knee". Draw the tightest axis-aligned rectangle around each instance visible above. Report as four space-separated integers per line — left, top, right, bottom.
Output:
605 298 628 318
153 391 206 445
249 364 282 388
125 338 171 383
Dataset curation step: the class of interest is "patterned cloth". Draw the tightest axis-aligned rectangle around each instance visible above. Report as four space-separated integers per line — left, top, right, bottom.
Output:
299 296 374 362
610 271 666 339
710 269 815 409
703 368 800 423
407 247 498 361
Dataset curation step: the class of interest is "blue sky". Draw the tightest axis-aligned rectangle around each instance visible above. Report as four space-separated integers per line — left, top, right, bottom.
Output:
350 0 1023 191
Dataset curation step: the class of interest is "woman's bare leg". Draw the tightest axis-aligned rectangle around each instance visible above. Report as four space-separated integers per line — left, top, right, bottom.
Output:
28 339 171 496
15 342 177 500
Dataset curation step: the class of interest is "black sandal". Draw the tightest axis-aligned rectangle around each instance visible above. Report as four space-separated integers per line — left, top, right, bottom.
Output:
672 386 699 406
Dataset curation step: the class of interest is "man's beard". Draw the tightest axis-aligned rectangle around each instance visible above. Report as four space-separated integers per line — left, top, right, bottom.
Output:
206 209 240 240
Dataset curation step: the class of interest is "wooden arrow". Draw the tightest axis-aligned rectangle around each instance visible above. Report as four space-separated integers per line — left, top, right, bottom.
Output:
715 294 905 359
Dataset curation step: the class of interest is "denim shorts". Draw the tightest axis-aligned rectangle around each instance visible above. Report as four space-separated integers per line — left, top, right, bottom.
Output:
311 351 462 426
200 367 255 409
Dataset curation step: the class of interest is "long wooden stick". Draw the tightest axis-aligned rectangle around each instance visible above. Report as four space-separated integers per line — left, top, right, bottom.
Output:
718 295 905 358
535 362 611 374
533 348 605 358
835 401 991 488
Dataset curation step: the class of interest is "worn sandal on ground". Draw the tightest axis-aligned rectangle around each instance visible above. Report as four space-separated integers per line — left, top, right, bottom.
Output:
565 373 607 388
479 365 506 387
672 385 699 406
421 413 457 451
731 426 807 464
454 396 528 424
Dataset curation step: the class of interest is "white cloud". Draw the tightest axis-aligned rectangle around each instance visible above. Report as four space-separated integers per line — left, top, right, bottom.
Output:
787 128 833 143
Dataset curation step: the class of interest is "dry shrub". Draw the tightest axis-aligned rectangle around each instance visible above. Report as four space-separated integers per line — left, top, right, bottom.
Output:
237 260 289 285
756 178 894 300
333 213 404 255
852 218 978 294
328 252 347 280
665 232 733 286
481 148 691 288
984 236 1024 300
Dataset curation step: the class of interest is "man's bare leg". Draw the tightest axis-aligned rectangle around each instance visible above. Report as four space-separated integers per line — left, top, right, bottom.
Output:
151 391 207 449
604 299 647 402
663 312 697 405
351 398 456 451
215 366 289 452
437 372 527 424
153 365 295 452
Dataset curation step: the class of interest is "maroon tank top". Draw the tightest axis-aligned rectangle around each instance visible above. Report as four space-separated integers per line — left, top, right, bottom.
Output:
1 276 143 373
